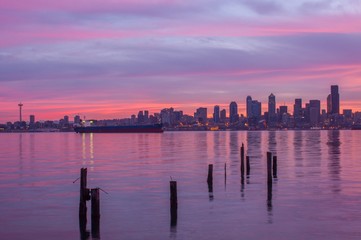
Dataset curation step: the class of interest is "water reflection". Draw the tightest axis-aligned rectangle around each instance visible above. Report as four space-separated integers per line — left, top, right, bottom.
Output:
304 131 322 177
18 133 23 161
229 131 239 156
268 131 277 153
293 131 304 177
82 133 95 169
267 183 273 224
327 130 341 193
246 131 262 159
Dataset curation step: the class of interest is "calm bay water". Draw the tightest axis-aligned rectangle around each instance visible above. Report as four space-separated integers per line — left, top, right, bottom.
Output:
1 131 361 240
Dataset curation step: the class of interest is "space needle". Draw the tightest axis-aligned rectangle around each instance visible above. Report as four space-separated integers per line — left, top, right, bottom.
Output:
18 103 23 122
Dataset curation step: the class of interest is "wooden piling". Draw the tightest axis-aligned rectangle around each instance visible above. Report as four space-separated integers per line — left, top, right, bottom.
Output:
91 216 100 239
240 143 245 177
273 156 278 178
267 181 272 209
91 188 100 219
267 152 272 184
170 181 177 226
79 168 89 217
246 156 250 176
207 164 213 185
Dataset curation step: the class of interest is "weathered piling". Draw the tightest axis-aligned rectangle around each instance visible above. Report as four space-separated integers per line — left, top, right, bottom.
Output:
79 168 90 217
207 164 213 185
246 156 250 176
267 182 272 209
267 152 272 185
91 217 100 240
170 181 178 226
91 188 100 219
273 156 278 178
79 215 89 240
90 188 101 238
240 143 245 177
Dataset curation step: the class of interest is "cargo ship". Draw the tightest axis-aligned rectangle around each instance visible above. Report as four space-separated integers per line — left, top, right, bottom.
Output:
74 124 164 133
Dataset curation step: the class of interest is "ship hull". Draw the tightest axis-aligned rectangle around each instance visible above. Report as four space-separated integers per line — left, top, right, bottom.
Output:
74 124 163 133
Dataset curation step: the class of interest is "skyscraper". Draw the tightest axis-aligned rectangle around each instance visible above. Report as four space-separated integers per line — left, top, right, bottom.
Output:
246 96 252 118
213 105 220 123
251 100 262 119
229 101 239 124
309 100 321 126
30 115 35 125
268 94 276 125
268 94 276 115
195 107 207 124
220 109 226 123
331 85 340 114
327 94 332 114
74 115 81 124
294 99 302 119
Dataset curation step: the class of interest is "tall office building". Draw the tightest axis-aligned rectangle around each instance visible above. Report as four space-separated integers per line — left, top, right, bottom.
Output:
30 115 35 125
229 101 239 124
268 94 276 116
64 115 69 125
213 105 220 123
280 106 288 117
268 93 276 125
294 99 302 118
74 115 81 124
246 96 252 118
144 110 149 121
327 94 332 114
195 107 207 124
251 100 262 119
309 100 321 126
220 109 226 123
137 111 144 123
331 85 340 114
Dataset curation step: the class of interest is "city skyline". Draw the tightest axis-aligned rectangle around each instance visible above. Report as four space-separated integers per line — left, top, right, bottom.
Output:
3 85 360 123
1 1 361 121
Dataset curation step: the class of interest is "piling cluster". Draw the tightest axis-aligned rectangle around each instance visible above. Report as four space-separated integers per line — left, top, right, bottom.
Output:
77 143 279 232
78 168 101 239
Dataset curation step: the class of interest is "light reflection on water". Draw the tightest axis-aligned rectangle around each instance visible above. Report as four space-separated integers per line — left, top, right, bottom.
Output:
1 131 361 239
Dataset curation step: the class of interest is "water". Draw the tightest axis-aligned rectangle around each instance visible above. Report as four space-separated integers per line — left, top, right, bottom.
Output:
1 131 361 240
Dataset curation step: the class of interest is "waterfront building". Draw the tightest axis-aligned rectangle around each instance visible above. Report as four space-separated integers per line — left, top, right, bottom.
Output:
160 108 174 126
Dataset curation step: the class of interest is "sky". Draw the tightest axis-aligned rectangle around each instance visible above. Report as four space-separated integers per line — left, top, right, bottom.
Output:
1 0 361 122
